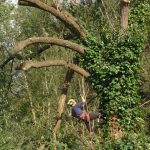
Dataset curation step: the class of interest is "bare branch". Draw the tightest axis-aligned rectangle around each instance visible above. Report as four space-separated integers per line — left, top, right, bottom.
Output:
15 37 85 54
0 37 85 68
18 0 87 38
16 60 90 78
140 100 150 107
0 55 15 69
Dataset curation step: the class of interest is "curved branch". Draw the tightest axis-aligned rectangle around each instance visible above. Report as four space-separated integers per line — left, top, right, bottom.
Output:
16 60 90 78
0 37 85 68
18 0 87 38
1 44 50 69
15 37 85 54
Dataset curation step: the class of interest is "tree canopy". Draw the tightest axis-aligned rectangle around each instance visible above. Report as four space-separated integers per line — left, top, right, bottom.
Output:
0 0 150 149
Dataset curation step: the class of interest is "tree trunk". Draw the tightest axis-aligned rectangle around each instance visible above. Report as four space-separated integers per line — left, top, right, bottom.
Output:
120 0 129 29
108 0 130 140
52 69 74 150
53 69 74 133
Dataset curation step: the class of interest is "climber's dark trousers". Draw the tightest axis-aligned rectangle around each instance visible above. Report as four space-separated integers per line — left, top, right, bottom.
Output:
84 112 100 132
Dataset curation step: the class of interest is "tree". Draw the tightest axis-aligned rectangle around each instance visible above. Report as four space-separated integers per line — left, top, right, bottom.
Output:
1 0 150 149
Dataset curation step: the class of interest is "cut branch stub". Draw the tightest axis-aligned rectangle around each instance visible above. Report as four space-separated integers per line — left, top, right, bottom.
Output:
122 0 130 3
16 59 90 78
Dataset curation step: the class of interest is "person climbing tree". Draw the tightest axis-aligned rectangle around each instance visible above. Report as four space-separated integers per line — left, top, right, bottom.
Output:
67 96 101 136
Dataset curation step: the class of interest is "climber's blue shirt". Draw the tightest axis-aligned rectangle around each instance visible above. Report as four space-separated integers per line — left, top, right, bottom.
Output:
72 102 85 118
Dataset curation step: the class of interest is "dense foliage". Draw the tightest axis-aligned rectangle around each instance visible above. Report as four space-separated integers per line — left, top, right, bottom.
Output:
0 0 150 149
81 0 150 148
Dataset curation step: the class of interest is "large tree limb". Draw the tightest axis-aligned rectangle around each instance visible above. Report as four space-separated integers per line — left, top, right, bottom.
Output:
16 59 90 78
18 0 87 38
15 37 85 54
0 45 50 69
1 37 85 68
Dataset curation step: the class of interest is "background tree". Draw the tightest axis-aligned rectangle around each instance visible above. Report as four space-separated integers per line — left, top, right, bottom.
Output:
1 0 150 149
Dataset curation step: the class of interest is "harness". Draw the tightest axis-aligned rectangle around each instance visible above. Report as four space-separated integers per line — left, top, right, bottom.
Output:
80 111 90 122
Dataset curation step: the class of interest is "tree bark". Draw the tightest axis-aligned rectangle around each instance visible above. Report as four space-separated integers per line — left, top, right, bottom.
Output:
18 0 87 38
1 37 85 68
53 69 74 129
120 0 130 29
51 68 74 150
15 37 85 54
16 59 90 78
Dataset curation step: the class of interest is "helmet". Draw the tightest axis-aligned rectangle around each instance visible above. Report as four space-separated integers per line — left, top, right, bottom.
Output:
67 99 75 106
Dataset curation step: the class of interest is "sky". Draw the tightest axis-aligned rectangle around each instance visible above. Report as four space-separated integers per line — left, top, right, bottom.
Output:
6 0 18 5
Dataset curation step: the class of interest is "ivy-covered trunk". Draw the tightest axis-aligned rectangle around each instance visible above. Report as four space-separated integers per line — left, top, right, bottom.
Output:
82 0 150 148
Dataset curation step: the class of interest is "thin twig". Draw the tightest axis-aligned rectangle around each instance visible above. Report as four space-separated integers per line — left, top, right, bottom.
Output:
140 100 150 107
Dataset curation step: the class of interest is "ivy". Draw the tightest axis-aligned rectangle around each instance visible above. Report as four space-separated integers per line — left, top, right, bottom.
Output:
103 133 150 150
81 0 150 137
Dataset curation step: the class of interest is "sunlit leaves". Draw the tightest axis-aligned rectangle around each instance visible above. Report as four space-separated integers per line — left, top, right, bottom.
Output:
81 0 150 133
